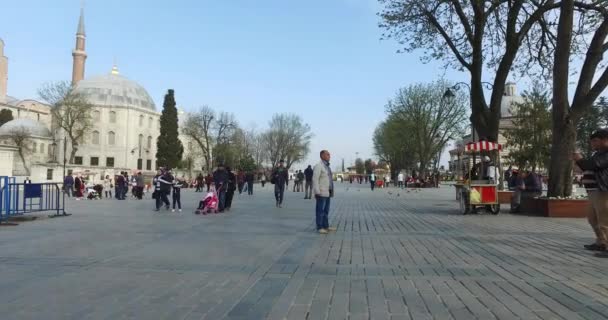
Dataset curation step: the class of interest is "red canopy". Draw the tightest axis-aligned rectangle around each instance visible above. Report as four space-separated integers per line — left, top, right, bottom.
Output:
465 141 502 152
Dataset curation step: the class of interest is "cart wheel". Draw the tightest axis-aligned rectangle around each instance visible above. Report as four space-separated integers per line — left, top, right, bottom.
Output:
459 193 470 215
489 204 500 215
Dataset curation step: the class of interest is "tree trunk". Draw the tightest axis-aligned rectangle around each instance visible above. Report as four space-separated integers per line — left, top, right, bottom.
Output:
69 143 78 164
18 149 30 176
548 120 575 197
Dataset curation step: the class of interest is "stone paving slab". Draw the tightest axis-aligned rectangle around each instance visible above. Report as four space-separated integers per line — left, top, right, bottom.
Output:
0 183 607 319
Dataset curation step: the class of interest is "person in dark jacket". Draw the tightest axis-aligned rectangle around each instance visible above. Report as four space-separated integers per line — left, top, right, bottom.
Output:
272 160 289 208
225 167 237 210
155 170 173 211
205 173 213 192
64 174 74 197
237 170 245 194
245 171 255 195
172 178 183 212
213 164 228 212
575 129 608 253
510 170 542 213
304 165 314 199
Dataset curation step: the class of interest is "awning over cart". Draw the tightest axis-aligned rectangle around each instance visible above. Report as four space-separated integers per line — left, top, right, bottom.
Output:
465 141 502 152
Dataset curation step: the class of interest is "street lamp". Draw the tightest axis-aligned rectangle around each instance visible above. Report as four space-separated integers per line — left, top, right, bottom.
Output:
62 136 67 180
442 81 494 143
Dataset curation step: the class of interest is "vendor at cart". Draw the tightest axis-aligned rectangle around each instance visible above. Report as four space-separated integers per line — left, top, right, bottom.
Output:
482 156 499 184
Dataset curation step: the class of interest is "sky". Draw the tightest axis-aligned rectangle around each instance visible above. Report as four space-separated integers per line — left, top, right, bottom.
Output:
1 0 471 169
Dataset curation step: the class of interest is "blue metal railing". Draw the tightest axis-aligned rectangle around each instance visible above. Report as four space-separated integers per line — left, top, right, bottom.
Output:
0 177 68 224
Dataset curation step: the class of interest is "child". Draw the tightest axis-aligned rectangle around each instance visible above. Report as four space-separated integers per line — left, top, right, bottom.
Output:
196 187 219 214
172 178 183 212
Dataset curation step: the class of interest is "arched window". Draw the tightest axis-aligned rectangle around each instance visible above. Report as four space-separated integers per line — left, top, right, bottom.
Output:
40 143 45 154
109 111 117 123
138 134 144 147
92 131 100 145
32 142 37 153
147 136 152 149
139 115 144 126
92 110 101 121
148 117 153 128
108 131 116 145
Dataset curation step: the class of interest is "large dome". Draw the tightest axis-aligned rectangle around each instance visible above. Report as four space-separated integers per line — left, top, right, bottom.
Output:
73 69 156 111
0 118 52 138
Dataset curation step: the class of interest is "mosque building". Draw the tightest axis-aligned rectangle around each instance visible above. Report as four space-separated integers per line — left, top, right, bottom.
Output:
0 9 200 182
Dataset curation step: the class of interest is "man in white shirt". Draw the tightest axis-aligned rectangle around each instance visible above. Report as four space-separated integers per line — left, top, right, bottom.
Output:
397 172 405 189
313 150 336 234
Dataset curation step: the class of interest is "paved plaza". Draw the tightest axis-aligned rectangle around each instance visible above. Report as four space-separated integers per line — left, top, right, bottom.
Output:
0 183 607 320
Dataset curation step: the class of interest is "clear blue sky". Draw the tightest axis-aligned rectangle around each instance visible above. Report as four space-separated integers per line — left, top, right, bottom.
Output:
1 0 469 169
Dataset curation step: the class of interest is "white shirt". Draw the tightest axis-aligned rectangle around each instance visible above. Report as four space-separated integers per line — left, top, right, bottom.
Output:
398 173 404 182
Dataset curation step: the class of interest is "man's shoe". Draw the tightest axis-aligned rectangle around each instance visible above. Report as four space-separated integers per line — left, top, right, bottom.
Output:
584 243 606 251
327 227 337 232
318 229 328 234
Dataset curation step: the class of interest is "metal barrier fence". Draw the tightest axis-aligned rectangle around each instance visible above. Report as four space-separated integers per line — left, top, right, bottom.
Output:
0 176 68 225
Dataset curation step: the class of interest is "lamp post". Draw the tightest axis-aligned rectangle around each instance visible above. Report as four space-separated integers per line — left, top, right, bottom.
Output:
62 136 67 179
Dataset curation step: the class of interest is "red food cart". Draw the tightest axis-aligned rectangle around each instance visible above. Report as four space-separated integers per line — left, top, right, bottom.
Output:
457 141 502 215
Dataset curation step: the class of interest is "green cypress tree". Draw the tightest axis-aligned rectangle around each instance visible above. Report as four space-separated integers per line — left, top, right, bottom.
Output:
156 89 183 169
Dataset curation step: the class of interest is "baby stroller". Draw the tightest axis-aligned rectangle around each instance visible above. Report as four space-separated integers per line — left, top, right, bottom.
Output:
195 188 219 215
86 184 102 200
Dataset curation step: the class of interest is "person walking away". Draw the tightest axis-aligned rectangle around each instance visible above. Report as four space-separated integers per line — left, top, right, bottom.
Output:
123 172 130 199
103 175 113 199
245 171 254 195
260 173 266 187
116 173 125 200
213 164 229 212
205 173 213 192
155 169 173 211
172 178 183 212
574 129 608 254
304 165 314 199
64 173 74 197
370 173 376 191
272 160 289 208
398 172 404 189
237 170 245 194
225 167 237 211
293 171 300 192
136 172 145 199
297 170 305 192
313 150 336 234
196 174 204 192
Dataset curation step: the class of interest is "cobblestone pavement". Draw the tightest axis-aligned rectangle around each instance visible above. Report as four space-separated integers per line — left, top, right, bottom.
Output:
0 183 607 320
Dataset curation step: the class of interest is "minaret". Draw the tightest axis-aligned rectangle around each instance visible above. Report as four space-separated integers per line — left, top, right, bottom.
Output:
71 8 87 85
0 38 7 103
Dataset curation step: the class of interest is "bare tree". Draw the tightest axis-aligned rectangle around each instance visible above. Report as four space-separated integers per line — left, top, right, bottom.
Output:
379 0 561 141
182 107 239 170
2 126 32 175
262 114 313 169
38 81 93 164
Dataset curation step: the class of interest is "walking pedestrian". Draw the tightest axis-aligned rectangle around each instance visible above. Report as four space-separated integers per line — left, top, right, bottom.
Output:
260 174 266 187
155 169 173 211
205 173 213 192
272 160 289 208
75 174 84 200
213 164 228 212
195 174 204 192
574 129 608 254
245 171 254 195
116 173 125 200
225 167 236 211
313 150 336 234
398 172 405 189
237 170 245 194
304 165 313 199
297 170 305 192
172 178 183 212
370 172 376 191
64 173 74 197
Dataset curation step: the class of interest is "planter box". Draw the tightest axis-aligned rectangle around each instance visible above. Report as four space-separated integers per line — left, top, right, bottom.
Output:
497 191 512 204
520 198 588 218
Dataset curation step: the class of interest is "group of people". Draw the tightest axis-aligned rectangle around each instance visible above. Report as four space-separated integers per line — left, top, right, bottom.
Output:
152 168 184 212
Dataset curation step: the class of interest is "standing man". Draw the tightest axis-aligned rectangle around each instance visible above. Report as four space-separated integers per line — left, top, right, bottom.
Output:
213 164 228 212
574 129 608 254
205 173 213 192
297 170 305 192
304 165 314 199
225 167 237 211
155 169 173 211
64 173 74 197
135 172 145 199
195 174 204 192
313 150 336 234
397 172 404 189
272 160 289 208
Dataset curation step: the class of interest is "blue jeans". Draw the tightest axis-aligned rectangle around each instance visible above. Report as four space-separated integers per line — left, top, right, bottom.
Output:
315 196 330 230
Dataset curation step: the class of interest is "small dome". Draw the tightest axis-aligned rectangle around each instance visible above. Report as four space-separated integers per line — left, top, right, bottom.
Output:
0 118 52 138
73 71 156 111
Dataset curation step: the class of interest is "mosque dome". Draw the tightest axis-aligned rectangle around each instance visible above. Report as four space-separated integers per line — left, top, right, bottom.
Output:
0 118 52 138
73 66 156 111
